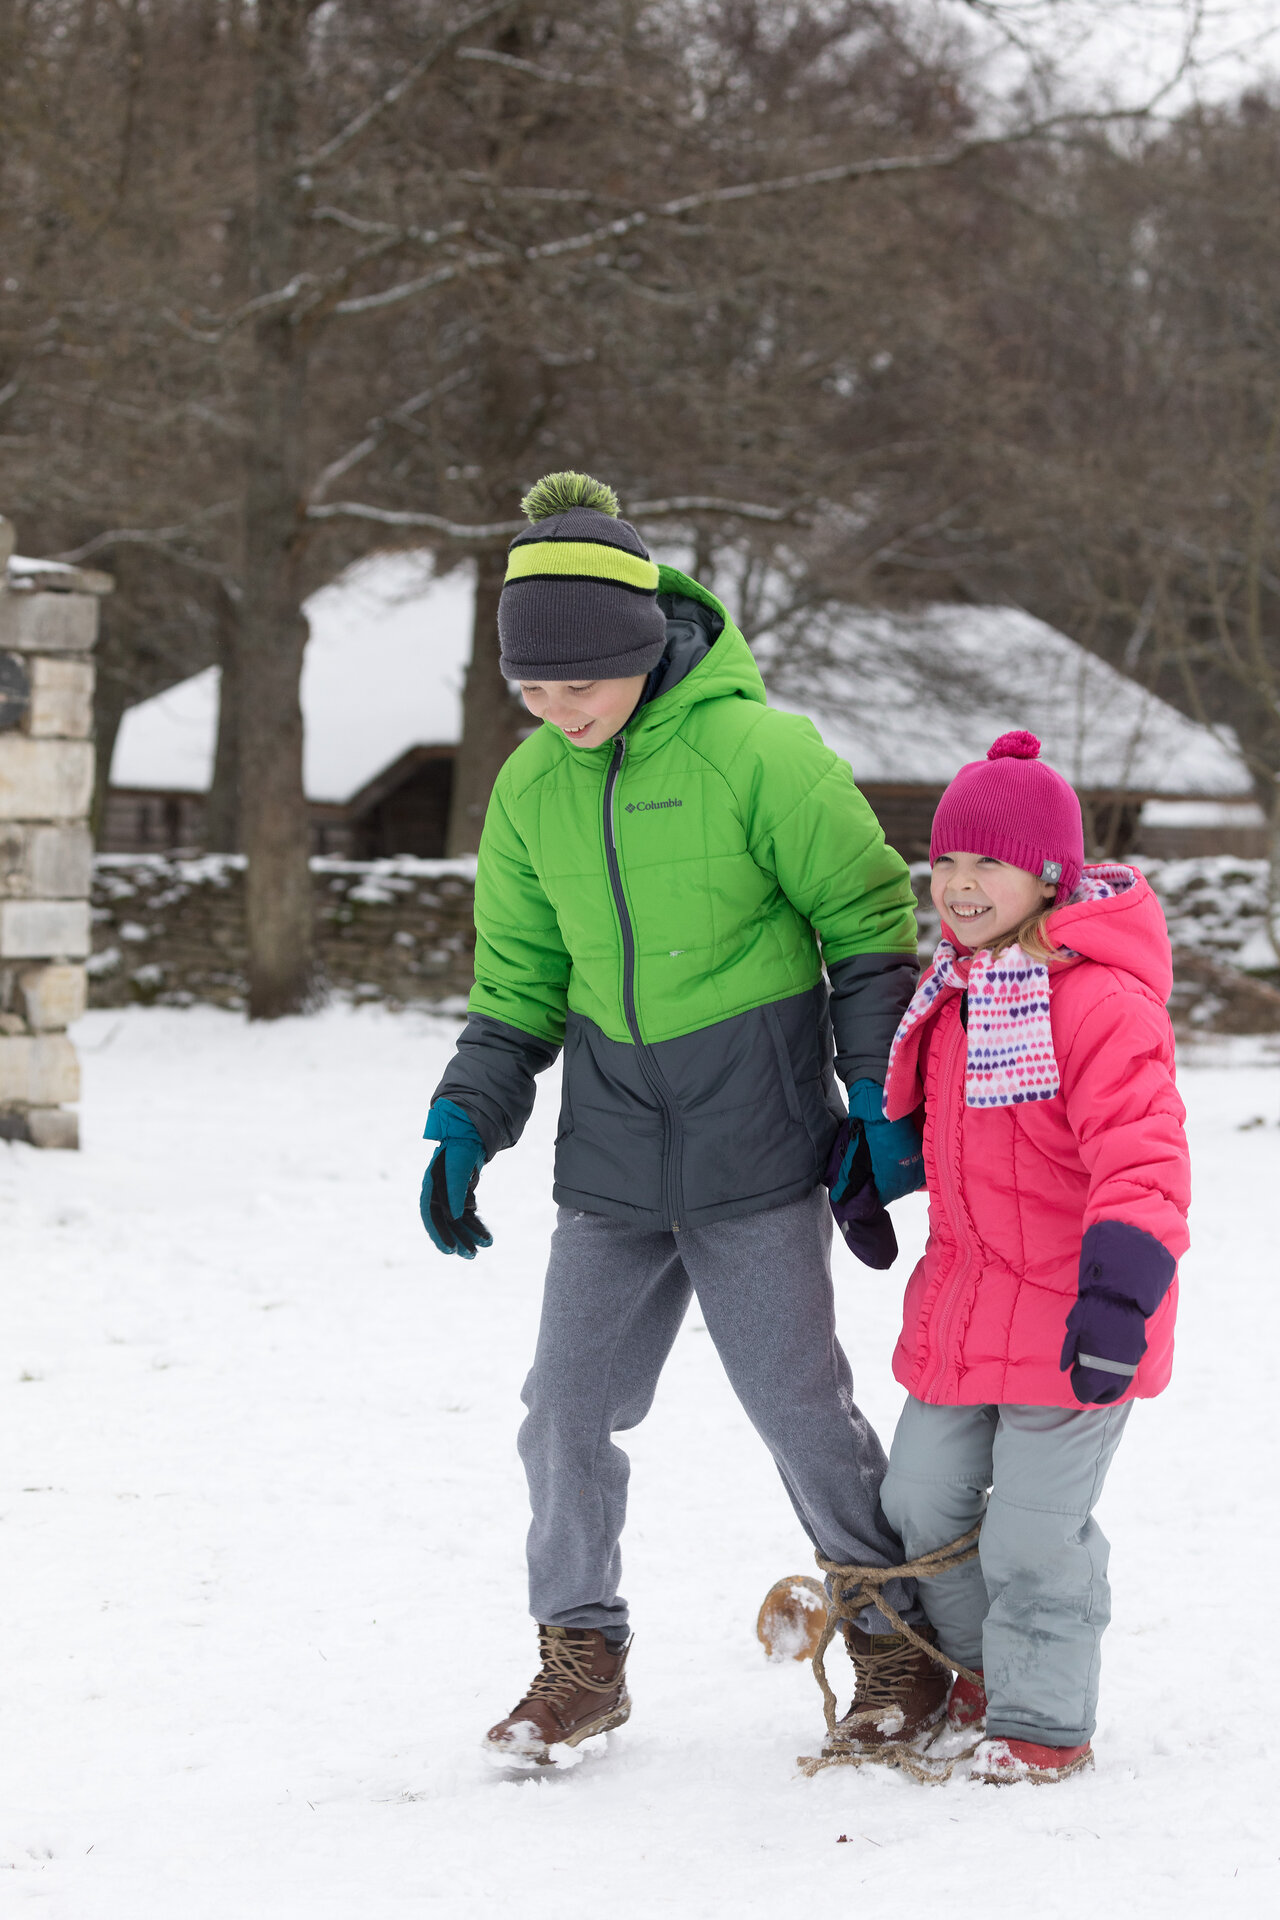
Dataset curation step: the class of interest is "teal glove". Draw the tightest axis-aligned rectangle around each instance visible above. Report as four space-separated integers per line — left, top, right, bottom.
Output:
844 1078 924 1205
421 1098 491 1258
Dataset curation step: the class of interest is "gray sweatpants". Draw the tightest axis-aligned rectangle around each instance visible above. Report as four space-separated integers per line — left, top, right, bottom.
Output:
517 1188 916 1637
880 1395 1132 1746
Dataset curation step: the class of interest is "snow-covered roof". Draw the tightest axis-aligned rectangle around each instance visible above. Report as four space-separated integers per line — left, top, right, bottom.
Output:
112 554 474 802
757 604 1249 797
111 560 1251 803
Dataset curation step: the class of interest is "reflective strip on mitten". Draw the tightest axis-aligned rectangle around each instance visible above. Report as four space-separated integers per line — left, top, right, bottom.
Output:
1060 1219 1176 1404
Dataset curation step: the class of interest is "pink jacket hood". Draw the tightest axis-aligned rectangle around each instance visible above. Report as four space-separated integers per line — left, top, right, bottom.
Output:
1047 866 1173 1003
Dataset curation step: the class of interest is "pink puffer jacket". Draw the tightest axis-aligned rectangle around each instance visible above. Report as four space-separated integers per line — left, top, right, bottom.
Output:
884 867 1190 1408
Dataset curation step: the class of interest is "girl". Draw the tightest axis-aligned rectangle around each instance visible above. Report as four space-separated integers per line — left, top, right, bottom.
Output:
877 730 1190 1784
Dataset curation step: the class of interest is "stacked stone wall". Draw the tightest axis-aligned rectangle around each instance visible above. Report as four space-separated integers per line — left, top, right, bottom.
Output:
87 849 1280 1034
0 523 108 1146
90 856 477 1011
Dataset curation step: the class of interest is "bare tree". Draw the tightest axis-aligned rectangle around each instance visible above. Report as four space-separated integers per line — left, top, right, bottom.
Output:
2 0 1224 1010
933 87 1280 952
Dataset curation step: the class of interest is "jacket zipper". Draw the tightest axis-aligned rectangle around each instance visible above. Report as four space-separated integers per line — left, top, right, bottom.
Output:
921 1008 978 1400
603 734 684 1231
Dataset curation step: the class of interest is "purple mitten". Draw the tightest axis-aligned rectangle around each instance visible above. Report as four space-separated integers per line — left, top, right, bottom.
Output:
825 1119 899 1270
1060 1219 1176 1405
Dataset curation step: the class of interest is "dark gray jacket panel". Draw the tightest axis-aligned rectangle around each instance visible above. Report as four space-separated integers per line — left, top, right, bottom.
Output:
434 1014 560 1159
827 952 920 1087
551 983 845 1229
434 957 915 1227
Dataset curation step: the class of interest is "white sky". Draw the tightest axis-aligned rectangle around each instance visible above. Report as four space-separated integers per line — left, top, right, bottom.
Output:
941 1 1280 112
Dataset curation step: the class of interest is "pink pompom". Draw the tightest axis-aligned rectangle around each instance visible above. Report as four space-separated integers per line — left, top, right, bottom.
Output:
987 730 1041 761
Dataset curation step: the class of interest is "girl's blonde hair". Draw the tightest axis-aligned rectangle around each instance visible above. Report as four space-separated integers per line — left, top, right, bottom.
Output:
989 903 1060 965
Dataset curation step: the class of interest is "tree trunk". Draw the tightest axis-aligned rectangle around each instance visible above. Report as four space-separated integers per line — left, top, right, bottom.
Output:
90 671 131 844
238 0 314 1016
445 547 526 856
205 620 241 852
1264 777 1280 970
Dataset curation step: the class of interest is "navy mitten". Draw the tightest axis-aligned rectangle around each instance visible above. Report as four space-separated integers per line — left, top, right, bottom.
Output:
847 1078 924 1204
1060 1219 1176 1405
825 1118 898 1270
421 1098 492 1259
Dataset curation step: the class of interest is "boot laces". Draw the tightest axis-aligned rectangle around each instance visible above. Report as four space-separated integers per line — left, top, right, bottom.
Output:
524 1630 619 1706
851 1633 922 1712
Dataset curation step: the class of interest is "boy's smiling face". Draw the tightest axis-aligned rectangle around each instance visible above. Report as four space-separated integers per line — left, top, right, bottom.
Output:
931 850 1056 947
519 673 648 748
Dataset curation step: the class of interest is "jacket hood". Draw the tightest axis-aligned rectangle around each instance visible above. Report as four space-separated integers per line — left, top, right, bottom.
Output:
526 566 764 767
1048 865 1173 1001
624 567 764 755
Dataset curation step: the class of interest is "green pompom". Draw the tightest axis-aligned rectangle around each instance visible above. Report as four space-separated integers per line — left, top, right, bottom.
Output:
520 471 620 523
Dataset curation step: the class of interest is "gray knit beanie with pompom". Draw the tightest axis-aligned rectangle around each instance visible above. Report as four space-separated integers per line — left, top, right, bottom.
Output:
497 471 668 681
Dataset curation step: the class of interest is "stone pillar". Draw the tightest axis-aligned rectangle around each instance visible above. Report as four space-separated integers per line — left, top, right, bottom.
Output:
0 518 111 1148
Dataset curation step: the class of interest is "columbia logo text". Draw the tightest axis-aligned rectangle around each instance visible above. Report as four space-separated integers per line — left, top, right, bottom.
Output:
624 798 683 814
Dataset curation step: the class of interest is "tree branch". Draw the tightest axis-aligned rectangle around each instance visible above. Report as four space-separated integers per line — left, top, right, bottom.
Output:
296 0 517 179
304 502 525 541
454 43 659 112
307 369 475 504
50 518 242 599
629 495 797 523
169 222 469 341
329 100 1178 324
305 493 802 539
328 148 970 318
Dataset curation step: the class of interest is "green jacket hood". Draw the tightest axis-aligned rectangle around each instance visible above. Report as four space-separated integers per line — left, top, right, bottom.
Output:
634 567 766 744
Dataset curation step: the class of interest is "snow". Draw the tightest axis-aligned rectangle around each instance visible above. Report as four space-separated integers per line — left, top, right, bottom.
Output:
1141 800 1266 829
1 1005 1276 1915
7 554 79 578
1138 858 1272 969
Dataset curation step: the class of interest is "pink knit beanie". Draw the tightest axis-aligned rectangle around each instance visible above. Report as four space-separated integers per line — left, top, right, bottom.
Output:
929 731 1084 900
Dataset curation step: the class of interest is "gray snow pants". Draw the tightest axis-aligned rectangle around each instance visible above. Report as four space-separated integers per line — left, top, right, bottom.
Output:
880 1395 1133 1747
517 1188 917 1637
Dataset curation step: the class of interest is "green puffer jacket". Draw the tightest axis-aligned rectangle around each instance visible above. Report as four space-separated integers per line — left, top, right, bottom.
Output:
434 569 918 1229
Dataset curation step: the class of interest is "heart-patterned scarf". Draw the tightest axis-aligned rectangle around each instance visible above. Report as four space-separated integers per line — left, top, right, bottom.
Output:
884 869 1128 1111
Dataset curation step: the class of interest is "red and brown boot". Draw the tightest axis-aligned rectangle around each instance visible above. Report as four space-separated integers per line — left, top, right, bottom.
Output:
483 1626 632 1769
824 1622 950 1756
947 1668 987 1734
970 1736 1094 1785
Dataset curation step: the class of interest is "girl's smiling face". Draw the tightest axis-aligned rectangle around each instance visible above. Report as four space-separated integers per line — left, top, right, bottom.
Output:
931 850 1056 948
518 674 648 749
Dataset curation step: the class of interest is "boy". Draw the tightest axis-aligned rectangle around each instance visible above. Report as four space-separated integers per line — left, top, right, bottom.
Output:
422 472 930 1766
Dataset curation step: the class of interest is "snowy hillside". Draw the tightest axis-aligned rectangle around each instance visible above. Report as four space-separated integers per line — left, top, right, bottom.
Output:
0 1005 1276 1917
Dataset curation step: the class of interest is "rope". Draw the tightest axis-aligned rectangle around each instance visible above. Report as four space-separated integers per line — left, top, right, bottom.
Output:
797 1525 983 1785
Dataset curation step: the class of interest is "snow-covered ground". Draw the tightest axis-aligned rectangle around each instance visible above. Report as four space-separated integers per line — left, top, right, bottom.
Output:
1 1007 1277 1918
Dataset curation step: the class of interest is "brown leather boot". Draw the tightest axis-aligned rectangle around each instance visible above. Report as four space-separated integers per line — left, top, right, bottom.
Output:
824 1622 950 1753
483 1626 632 1768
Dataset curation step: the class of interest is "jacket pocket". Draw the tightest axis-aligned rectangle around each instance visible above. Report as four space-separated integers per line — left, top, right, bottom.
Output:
554 1024 576 1144
763 1004 805 1124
